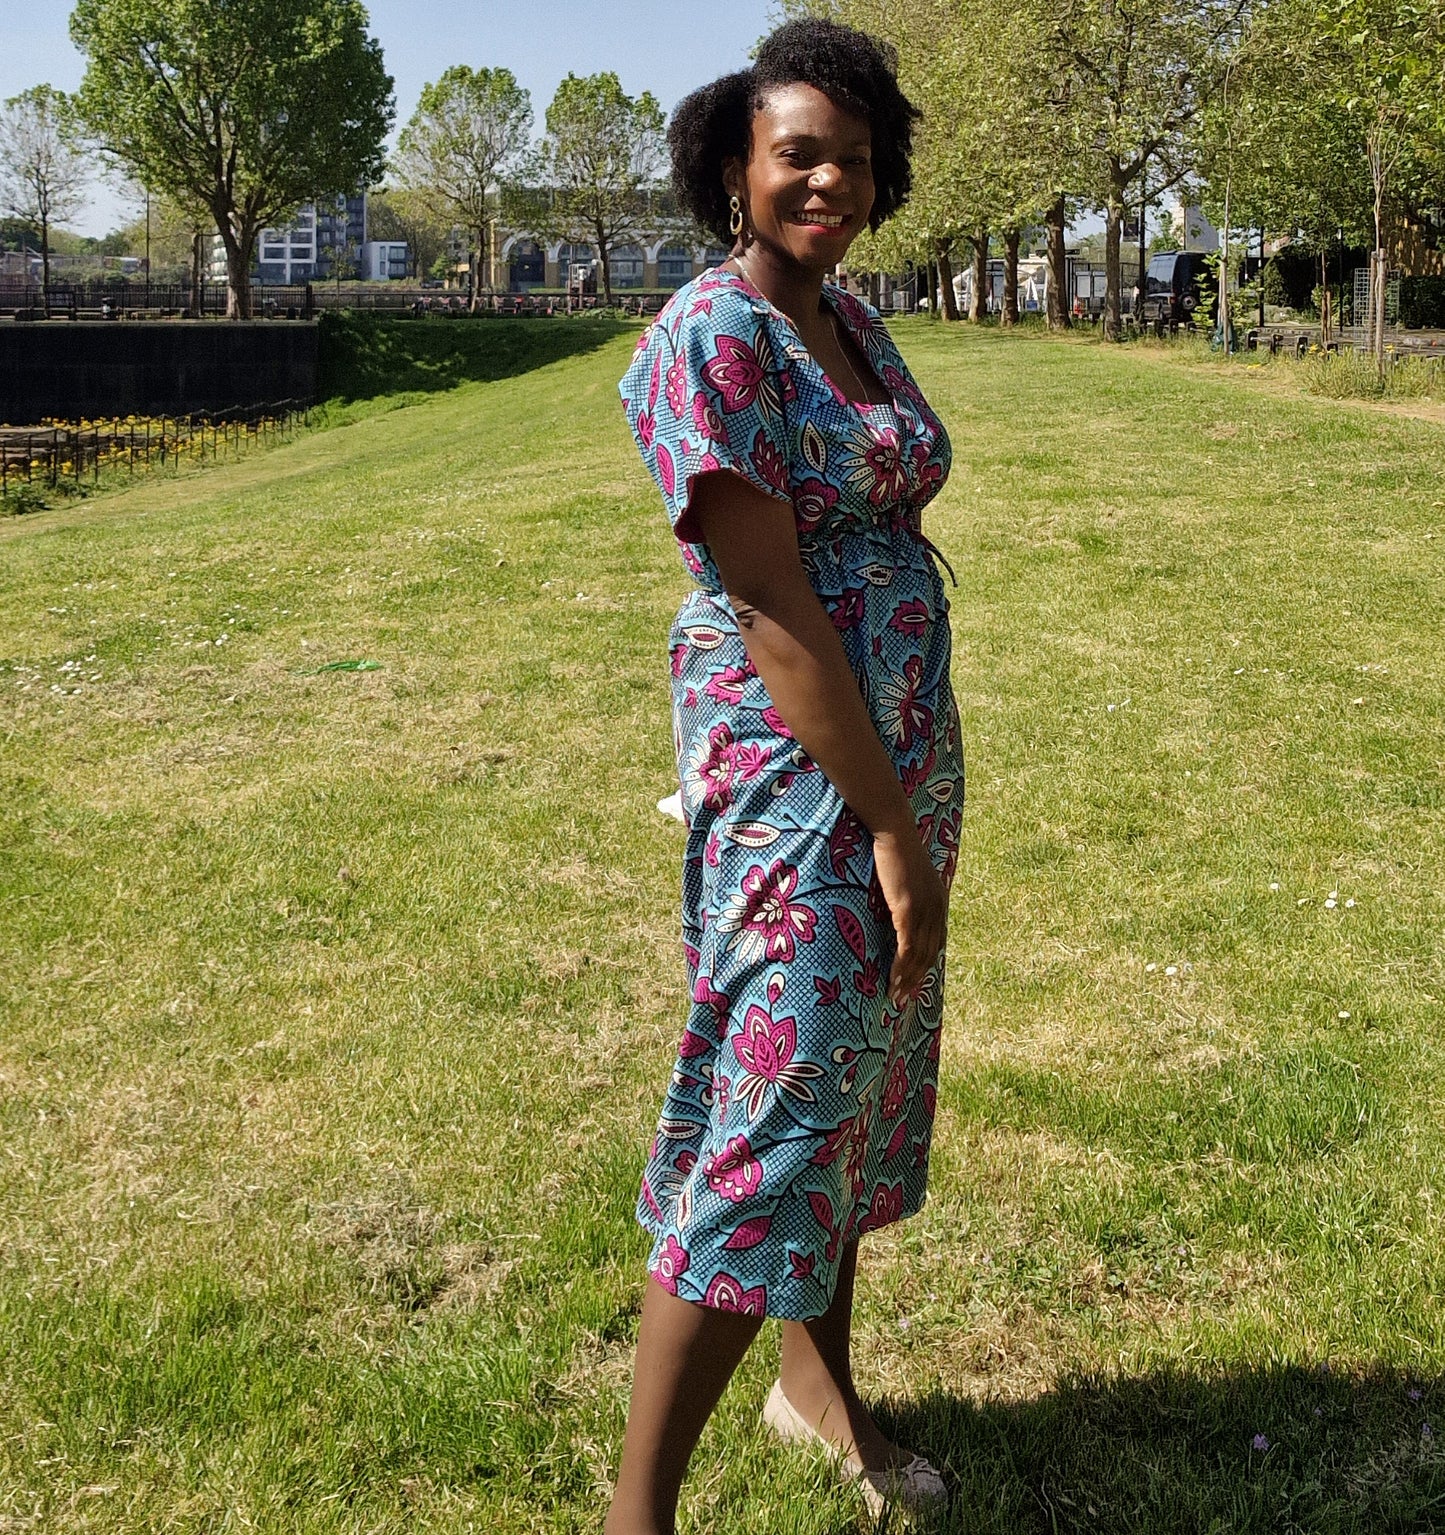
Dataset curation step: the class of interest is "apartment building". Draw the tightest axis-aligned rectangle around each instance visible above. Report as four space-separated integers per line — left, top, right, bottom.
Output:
209 193 375 283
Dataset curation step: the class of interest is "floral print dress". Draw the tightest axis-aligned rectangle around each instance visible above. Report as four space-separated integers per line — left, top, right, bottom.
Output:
618 266 962 1321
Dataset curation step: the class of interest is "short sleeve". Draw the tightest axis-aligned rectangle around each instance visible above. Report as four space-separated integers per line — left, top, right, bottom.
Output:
619 283 793 544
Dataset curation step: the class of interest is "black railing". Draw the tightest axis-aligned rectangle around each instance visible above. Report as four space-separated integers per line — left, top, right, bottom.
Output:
0 278 678 320
0 398 312 498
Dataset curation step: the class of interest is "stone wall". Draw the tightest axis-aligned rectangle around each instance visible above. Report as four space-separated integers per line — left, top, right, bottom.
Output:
0 320 318 425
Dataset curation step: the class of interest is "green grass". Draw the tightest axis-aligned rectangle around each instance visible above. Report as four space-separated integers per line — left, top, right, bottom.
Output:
316 310 631 402
2 321 1443 1533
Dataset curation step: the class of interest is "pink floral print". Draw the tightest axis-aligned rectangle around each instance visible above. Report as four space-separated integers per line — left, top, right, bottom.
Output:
716 860 819 964
704 1134 763 1201
620 267 960 1320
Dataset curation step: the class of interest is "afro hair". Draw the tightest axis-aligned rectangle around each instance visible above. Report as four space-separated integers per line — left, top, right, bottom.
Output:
668 18 921 248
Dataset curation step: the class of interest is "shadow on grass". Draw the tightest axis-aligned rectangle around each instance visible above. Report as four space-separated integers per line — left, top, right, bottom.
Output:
875 1365 1444 1532
316 309 633 403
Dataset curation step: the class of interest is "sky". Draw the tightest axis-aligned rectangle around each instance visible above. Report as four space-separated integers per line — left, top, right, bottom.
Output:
9 0 779 236
11 0 1105 241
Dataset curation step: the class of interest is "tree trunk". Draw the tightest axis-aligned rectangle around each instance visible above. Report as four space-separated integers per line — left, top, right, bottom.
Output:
597 225 613 307
469 226 483 312
937 243 959 321
1372 200 1387 374
1103 161 1126 340
190 231 204 317
40 212 51 318
968 229 989 322
1046 193 1069 331
1002 227 1020 327
1319 249 1332 346
223 229 253 320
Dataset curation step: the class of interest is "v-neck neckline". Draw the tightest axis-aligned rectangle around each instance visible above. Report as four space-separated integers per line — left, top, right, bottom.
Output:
713 266 896 414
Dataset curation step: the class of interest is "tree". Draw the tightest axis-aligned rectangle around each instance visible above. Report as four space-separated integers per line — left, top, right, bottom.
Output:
0 85 89 311
1316 0 1445 366
1060 0 1258 338
367 186 450 280
531 73 666 306
816 0 1079 327
102 191 210 276
1191 0 1371 344
392 66 532 309
70 0 393 318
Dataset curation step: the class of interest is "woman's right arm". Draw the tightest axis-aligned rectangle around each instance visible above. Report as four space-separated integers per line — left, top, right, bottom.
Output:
690 469 946 1006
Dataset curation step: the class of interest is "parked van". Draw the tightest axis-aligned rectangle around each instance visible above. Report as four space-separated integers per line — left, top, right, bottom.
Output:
1141 250 1215 330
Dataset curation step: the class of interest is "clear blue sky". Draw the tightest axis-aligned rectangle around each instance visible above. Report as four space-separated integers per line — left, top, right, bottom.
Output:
10 0 779 235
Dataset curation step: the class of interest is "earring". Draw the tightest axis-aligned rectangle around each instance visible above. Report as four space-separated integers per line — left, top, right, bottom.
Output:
729 194 744 237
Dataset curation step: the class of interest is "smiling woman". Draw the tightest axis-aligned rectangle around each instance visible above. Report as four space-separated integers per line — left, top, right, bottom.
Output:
608 18 956 1534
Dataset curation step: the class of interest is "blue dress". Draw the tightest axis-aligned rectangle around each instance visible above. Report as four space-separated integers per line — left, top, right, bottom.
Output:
619 266 962 1321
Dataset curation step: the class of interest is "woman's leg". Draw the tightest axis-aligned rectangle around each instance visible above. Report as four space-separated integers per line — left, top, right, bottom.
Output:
777 1241 904 1472
606 1275 765 1535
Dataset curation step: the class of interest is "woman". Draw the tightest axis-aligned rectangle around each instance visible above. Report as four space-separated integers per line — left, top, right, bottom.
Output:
611 19 962 1531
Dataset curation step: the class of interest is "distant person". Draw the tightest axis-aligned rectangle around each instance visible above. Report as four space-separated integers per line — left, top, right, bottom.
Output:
612 17 960 1532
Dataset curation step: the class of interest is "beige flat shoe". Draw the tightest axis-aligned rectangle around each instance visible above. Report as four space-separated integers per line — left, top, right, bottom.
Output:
762 1379 948 1522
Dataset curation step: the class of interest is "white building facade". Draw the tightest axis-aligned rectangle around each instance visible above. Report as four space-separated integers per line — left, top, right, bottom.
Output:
209 192 399 282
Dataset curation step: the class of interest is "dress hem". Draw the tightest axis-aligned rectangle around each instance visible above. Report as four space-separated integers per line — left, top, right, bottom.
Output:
634 1190 929 1323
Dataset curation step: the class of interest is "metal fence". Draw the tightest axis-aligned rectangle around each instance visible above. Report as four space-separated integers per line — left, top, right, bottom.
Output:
0 398 313 497
0 278 674 320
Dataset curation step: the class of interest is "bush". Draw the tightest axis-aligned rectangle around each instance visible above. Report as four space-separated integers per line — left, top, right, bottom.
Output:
1399 275 1445 330
1 483 48 516
1260 259 1293 308
1259 248 1321 310
1300 348 1445 400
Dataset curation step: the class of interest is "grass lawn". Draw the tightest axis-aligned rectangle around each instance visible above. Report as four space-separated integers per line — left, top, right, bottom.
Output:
2 319 1443 1533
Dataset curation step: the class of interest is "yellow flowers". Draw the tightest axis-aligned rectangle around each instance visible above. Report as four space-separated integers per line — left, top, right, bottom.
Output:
3 405 303 505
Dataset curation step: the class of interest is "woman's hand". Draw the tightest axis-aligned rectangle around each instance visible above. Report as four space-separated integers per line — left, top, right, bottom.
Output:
872 823 947 1007
691 469 950 1004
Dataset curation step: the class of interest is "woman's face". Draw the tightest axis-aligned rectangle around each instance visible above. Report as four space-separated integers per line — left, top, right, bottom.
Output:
728 82 875 272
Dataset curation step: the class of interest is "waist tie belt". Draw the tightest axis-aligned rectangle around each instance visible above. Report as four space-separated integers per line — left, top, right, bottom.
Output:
910 529 958 587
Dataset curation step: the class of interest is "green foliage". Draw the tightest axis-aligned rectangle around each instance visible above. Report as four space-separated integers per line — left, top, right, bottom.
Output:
1259 248 1319 309
69 0 394 315
392 66 532 294
830 0 1074 277
1399 275 1445 329
1148 209 1183 255
530 72 666 304
1299 346 1445 399
367 187 452 282
1315 0 1445 230
97 191 209 275
314 310 629 401
0 482 49 516
1193 0 1374 249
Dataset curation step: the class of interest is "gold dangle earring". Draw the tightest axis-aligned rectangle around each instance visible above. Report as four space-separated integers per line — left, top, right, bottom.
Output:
729 194 744 238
